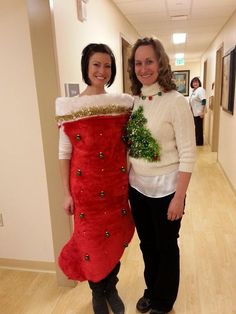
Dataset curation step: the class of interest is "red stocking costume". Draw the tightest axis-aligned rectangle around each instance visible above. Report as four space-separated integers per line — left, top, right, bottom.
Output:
56 93 135 282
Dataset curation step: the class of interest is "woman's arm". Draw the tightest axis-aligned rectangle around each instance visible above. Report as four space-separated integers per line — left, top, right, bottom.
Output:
169 96 196 220
167 171 191 221
58 126 74 215
59 159 74 215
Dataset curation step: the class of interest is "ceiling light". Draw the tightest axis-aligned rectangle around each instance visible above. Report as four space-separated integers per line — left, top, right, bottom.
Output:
175 53 184 58
173 33 186 44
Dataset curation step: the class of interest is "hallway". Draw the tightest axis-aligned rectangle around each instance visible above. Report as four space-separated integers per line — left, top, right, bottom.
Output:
1 146 236 314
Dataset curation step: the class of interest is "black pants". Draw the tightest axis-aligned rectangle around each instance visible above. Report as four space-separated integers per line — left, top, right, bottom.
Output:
194 116 204 146
129 187 182 312
88 262 120 292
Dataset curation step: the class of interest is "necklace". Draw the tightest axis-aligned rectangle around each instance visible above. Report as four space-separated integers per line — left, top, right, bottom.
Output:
140 91 162 100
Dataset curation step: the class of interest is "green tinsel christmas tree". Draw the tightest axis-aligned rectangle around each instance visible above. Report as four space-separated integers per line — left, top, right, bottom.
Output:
127 106 161 162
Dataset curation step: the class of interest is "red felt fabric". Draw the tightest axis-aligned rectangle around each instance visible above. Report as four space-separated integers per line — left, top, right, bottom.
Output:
58 114 134 282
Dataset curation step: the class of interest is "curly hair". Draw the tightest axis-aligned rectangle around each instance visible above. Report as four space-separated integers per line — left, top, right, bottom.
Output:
128 37 176 95
81 43 116 87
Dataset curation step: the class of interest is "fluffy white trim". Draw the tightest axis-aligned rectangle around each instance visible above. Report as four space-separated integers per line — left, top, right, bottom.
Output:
56 93 134 116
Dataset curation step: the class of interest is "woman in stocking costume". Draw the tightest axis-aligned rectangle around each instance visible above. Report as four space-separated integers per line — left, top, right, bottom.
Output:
56 43 134 314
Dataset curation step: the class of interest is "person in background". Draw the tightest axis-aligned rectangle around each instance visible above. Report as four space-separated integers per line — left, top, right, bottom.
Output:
55 43 134 314
127 37 196 314
189 77 207 146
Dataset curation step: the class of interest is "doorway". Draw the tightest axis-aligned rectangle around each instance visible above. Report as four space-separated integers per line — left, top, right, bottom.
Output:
211 45 223 152
203 60 208 143
121 37 132 94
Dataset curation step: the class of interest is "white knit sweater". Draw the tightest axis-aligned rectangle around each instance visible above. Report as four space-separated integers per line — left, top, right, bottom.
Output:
129 83 196 176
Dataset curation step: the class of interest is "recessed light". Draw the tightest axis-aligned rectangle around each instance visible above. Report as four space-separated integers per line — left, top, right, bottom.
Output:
173 33 186 44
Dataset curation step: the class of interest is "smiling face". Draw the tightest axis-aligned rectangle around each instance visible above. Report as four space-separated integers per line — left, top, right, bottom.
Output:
134 45 159 86
88 52 112 88
192 79 200 90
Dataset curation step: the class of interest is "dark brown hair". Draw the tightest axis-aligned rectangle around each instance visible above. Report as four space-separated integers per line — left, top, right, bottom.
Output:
128 37 176 95
190 77 202 88
81 43 116 87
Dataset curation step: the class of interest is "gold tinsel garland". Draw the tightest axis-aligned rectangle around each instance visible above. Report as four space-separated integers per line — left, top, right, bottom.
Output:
56 104 131 124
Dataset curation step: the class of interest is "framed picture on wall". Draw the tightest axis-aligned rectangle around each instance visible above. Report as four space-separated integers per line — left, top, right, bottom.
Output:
172 70 190 96
221 46 236 115
64 83 80 97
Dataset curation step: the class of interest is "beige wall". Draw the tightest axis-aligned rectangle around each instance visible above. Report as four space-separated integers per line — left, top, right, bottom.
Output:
202 11 236 191
0 0 54 261
52 0 139 95
172 61 201 80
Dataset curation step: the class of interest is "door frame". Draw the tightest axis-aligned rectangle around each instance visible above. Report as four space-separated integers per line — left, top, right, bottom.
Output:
211 44 224 152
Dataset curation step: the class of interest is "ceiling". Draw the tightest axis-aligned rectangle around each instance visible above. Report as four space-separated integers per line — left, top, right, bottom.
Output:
112 0 236 62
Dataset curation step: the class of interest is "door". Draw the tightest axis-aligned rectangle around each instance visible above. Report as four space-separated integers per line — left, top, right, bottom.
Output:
211 45 223 152
121 37 132 94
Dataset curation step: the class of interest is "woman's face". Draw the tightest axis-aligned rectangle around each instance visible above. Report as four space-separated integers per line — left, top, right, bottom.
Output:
88 52 112 87
134 45 159 86
192 79 200 89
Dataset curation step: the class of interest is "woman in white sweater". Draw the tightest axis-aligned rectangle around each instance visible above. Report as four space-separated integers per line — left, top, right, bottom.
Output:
127 37 196 314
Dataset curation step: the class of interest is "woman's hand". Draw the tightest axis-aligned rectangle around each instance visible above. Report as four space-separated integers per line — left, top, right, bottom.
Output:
167 195 185 221
167 171 192 221
59 159 74 215
200 110 205 118
200 104 206 118
64 194 74 215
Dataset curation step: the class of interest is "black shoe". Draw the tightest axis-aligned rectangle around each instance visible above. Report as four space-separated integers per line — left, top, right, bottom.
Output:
150 310 167 314
136 296 151 313
92 291 109 314
105 289 125 314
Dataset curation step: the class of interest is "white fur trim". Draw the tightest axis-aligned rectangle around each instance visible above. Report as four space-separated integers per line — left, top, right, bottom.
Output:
56 93 133 116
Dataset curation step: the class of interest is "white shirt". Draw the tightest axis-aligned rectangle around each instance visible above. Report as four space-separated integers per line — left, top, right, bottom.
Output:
129 167 178 198
189 87 206 117
59 126 72 159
